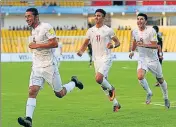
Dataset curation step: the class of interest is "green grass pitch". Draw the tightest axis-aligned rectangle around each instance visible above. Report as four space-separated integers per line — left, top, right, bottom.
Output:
2 61 176 127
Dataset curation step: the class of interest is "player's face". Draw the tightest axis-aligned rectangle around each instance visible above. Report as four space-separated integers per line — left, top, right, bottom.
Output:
137 16 147 29
25 12 36 27
94 12 104 24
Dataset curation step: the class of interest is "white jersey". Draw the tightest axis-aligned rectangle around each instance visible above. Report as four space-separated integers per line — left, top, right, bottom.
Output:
31 22 57 67
86 25 115 61
132 27 158 61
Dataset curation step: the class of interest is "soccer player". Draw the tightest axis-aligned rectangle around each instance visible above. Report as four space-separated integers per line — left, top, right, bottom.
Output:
54 38 63 68
129 13 170 108
87 43 93 67
77 9 121 112
18 8 83 127
153 25 163 86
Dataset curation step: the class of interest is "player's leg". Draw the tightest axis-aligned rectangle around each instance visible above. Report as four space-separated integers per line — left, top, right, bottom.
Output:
95 60 121 112
137 61 152 104
149 61 170 108
155 58 163 86
18 68 44 127
44 65 83 98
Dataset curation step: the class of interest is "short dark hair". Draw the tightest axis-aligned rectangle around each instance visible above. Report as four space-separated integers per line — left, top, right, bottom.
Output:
26 8 39 16
153 25 159 33
95 9 106 17
137 13 148 20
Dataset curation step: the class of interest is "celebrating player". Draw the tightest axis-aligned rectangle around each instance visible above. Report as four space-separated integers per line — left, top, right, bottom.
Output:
77 9 121 112
18 8 83 127
129 13 170 108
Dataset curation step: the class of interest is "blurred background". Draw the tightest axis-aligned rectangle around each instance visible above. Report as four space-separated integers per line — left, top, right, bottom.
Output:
1 0 176 60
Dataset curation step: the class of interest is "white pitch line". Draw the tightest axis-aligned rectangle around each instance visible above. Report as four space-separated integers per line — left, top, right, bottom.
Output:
142 101 176 108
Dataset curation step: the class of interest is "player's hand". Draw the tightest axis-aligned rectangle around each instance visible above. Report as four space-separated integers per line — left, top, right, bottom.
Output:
29 43 39 49
159 55 163 60
107 42 113 49
77 51 83 57
136 42 144 47
129 52 134 59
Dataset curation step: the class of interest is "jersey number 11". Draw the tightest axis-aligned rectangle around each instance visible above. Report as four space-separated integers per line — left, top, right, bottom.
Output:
96 35 100 42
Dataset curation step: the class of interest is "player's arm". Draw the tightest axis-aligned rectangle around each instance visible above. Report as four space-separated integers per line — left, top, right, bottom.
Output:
137 28 158 49
158 44 163 59
129 31 137 59
29 24 58 49
137 41 158 49
107 29 120 49
29 37 58 49
107 36 120 49
77 38 90 56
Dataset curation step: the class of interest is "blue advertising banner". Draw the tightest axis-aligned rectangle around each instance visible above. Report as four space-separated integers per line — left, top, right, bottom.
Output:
1 6 176 14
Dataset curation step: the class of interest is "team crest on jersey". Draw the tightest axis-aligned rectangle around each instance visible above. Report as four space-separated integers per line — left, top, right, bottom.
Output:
49 28 55 35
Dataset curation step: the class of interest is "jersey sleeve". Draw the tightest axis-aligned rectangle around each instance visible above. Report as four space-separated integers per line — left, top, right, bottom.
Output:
45 23 56 39
109 28 115 38
150 28 158 42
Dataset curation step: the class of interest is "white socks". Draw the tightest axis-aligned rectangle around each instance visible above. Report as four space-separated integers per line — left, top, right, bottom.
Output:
101 86 119 106
26 98 36 119
63 81 75 93
101 78 113 90
160 80 168 100
138 78 152 94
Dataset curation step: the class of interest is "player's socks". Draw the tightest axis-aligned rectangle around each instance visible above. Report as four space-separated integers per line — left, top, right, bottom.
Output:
101 78 113 90
26 98 36 119
138 78 152 94
113 98 119 106
63 82 75 93
159 80 168 100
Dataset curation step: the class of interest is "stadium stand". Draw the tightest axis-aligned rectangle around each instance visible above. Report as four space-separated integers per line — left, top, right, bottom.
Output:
2 0 175 6
2 28 176 53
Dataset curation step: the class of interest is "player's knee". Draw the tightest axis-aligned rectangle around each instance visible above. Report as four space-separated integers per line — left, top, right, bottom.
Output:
157 78 164 84
138 75 144 80
28 86 39 98
95 76 103 84
54 89 65 98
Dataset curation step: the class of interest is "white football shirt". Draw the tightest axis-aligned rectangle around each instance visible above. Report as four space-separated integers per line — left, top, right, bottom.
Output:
31 22 57 67
132 27 158 61
86 25 115 60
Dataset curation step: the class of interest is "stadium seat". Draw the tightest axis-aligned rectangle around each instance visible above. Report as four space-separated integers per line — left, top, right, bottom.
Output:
166 1 176 5
125 1 136 5
91 0 112 6
143 1 164 5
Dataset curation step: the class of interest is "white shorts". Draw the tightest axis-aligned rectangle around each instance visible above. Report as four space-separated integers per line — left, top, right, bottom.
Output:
137 60 163 78
29 65 63 92
94 59 112 78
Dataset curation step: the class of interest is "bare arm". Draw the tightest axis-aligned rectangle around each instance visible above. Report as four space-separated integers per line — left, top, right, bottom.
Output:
137 41 158 49
107 36 120 49
129 40 137 59
29 38 58 49
112 36 120 48
77 38 90 56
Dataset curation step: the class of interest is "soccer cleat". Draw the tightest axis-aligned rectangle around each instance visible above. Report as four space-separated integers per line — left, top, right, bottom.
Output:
164 99 170 109
109 87 115 101
113 103 121 112
146 92 153 104
155 82 160 87
71 76 84 90
18 117 32 127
